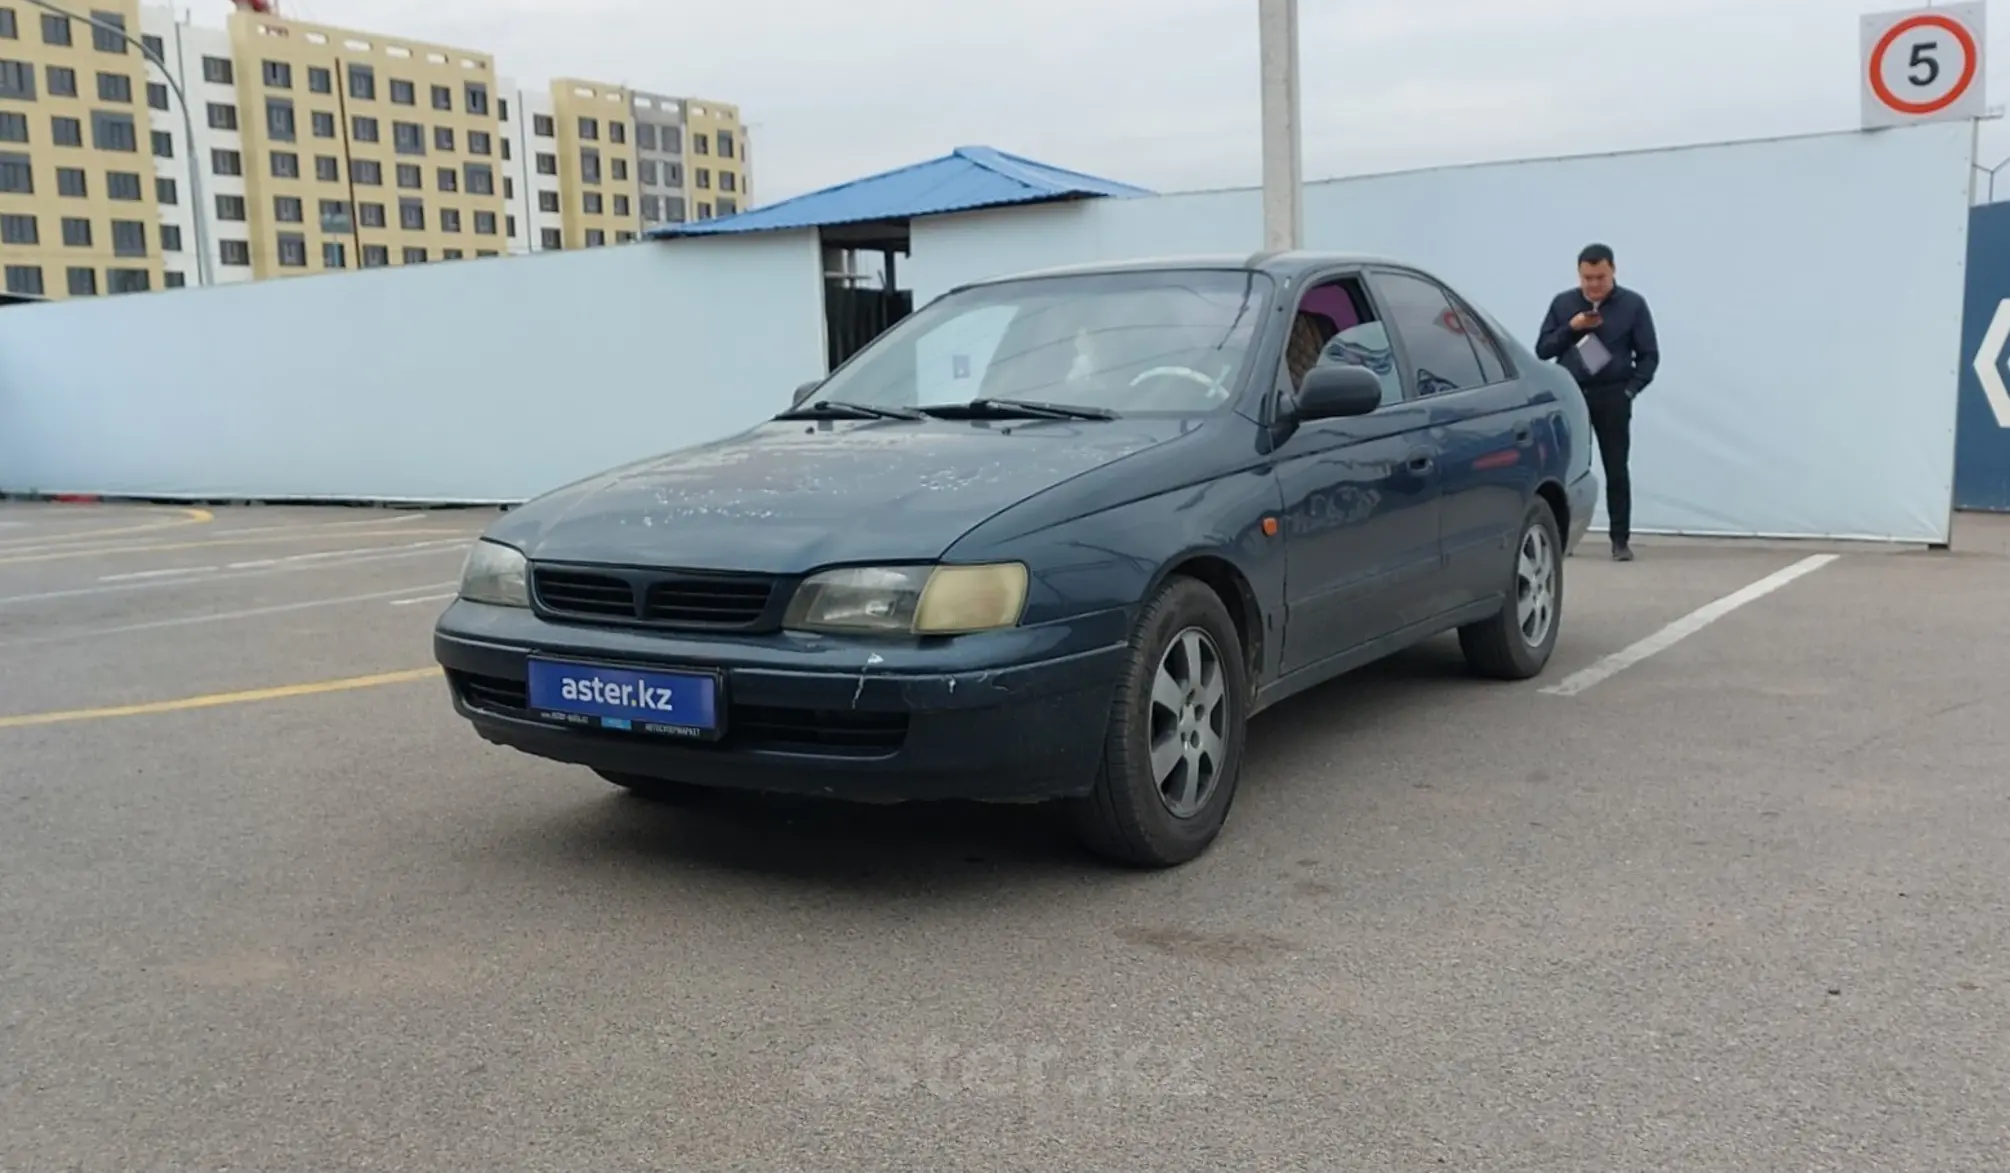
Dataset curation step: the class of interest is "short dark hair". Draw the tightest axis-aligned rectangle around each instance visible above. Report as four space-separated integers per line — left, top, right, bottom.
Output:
1578 242 1615 267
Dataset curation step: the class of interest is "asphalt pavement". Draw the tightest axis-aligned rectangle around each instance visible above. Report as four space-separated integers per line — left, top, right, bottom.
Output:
3 501 2006 1172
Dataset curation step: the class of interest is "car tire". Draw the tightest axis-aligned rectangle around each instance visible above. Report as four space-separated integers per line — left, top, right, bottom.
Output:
1458 496 1564 680
594 770 719 807
1069 575 1249 868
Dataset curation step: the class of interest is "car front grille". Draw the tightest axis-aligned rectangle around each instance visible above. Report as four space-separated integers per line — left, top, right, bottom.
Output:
447 670 906 757
530 564 778 630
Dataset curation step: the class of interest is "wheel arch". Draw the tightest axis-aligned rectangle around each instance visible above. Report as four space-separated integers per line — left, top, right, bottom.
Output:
1143 549 1267 691
1534 476 1569 539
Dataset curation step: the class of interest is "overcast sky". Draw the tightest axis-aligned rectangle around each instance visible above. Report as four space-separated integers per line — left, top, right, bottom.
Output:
270 0 2010 202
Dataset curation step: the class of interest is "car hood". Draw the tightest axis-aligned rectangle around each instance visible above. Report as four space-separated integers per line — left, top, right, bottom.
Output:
485 416 1193 573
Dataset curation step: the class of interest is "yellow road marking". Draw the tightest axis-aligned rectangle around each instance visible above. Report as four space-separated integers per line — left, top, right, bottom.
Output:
0 667 443 730
0 527 468 567
0 506 214 549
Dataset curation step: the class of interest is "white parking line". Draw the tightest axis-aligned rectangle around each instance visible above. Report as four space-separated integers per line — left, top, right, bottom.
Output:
389 592 457 607
0 581 461 648
1541 554 1841 697
0 541 470 607
98 565 220 583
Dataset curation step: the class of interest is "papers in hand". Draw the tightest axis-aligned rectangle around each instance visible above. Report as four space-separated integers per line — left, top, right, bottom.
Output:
1575 331 1613 376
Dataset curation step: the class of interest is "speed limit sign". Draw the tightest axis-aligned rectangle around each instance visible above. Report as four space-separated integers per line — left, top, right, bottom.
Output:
1861 2 1988 129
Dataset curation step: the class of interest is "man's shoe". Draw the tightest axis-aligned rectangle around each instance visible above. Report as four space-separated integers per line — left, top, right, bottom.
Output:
1612 543 1635 562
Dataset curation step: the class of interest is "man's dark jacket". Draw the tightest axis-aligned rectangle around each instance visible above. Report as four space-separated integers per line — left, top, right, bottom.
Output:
1534 284 1660 397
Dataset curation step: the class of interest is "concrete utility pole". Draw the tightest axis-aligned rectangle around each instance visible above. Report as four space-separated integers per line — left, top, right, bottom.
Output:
22 0 214 289
1257 0 1304 252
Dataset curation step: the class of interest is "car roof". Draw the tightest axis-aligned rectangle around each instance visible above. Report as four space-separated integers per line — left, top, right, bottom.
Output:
949 249 1419 291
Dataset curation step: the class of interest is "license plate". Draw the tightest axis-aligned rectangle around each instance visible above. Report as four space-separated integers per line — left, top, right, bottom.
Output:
525 658 722 740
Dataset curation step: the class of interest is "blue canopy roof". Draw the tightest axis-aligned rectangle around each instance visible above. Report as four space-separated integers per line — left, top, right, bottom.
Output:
647 145 1151 239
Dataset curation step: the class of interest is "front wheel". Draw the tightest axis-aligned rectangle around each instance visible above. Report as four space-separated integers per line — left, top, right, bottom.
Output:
1458 497 1563 680
1069 575 1250 868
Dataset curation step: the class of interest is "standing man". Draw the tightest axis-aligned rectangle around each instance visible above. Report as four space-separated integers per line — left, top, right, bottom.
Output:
1535 243 1660 561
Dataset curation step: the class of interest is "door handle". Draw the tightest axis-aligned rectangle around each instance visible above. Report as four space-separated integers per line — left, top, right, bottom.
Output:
1406 450 1434 473
1514 422 1534 445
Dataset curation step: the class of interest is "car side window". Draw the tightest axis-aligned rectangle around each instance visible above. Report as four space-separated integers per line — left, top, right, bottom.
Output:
1368 270 1489 397
1446 291 1511 384
1278 275 1403 410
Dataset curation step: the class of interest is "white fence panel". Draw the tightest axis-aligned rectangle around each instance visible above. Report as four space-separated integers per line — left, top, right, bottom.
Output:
0 230 828 503
909 124 1974 544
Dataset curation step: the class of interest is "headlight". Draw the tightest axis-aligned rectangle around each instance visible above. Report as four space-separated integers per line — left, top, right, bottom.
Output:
783 563 1028 635
458 539 530 607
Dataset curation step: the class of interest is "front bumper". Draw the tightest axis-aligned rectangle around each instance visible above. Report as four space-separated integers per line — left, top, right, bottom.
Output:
432 600 1132 803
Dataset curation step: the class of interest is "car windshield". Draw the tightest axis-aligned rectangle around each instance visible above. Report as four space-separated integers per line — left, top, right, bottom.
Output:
801 268 1275 415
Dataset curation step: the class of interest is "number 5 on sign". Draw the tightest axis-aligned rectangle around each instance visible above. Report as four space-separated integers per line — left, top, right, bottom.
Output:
1861 2 1988 130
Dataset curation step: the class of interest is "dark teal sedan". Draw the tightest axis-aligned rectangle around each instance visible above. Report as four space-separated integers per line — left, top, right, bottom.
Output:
434 251 1598 867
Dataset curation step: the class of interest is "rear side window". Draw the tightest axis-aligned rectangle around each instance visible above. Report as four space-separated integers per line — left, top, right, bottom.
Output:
1368 270 1488 397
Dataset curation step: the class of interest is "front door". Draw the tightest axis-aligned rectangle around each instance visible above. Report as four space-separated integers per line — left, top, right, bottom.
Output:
1273 272 1446 674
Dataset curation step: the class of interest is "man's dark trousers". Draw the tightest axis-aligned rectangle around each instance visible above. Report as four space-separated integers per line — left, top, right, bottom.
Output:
1583 384 1633 548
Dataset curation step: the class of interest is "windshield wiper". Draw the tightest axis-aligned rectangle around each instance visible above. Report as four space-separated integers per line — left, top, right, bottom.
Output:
931 398 1119 421
774 399 926 421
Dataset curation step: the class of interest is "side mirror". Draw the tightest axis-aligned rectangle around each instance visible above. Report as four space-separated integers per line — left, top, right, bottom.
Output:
791 380 821 407
1295 364 1385 420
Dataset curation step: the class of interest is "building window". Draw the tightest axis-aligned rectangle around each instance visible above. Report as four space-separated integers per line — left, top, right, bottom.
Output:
585 228 605 247
539 227 560 249
393 120 423 155
206 102 236 131
641 195 661 221
433 124 454 151
665 196 686 222
308 66 331 94
692 133 708 156
504 214 514 237
262 60 291 89
580 147 600 184
271 150 298 178
319 199 351 233
323 241 346 268
665 162 683 186
362 245 388 267
443 248 464 260
107 268 149 295
4 265 44 296
347 63 374 100
389 78 414 105
351 158 382 185
277 232 307 267
96 71 131 103
91 111 137 151
215 193 246 221
534 152 556 176
612 194 629 217
55 166 84 196
464 81 487 115
0 213 36 245
463 162 493 195
0 58 34 99
105 170 141 200
720 171 736 193
60 217 89 246
402 246 427 264
638 159 658 186
88 9 125 54
274 195 303 223
661 126 680 155
716 197 737 216
202 56 232 85
578 116 597 141
500 138 509 161
266 98 295 141
439 207 460 233
50 115 83 146
150 129 173 157
608 120 625 145
398 197 424 230
163 271 184 288
537 190 558 213
467 130 490 156
430 83 451 111
473 210 496 235
314 155 338 181
154 176 176 204
311 110 335 138
0 110 24 142
351 115 378 142
110 218 146 257
499 97 509 122
41 13 70 46
532 113 553 137
146 81 165 109
211 147 241 175
616 230 634 243
49 65 78 97
141 34 164 61
719 130 736 159
695 167 709 190
220 239 251 266
160 224 182 251
435 166 455 192
582 191 602 215
636 122 658 151
611 157 626 182
68 267 96 296
358 202 385 228
396 162 421 189
502 176 512 199
0 9 13 38
697 201 711 219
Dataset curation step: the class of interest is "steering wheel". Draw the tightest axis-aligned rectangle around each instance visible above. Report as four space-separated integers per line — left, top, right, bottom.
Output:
1127 365 1229 402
